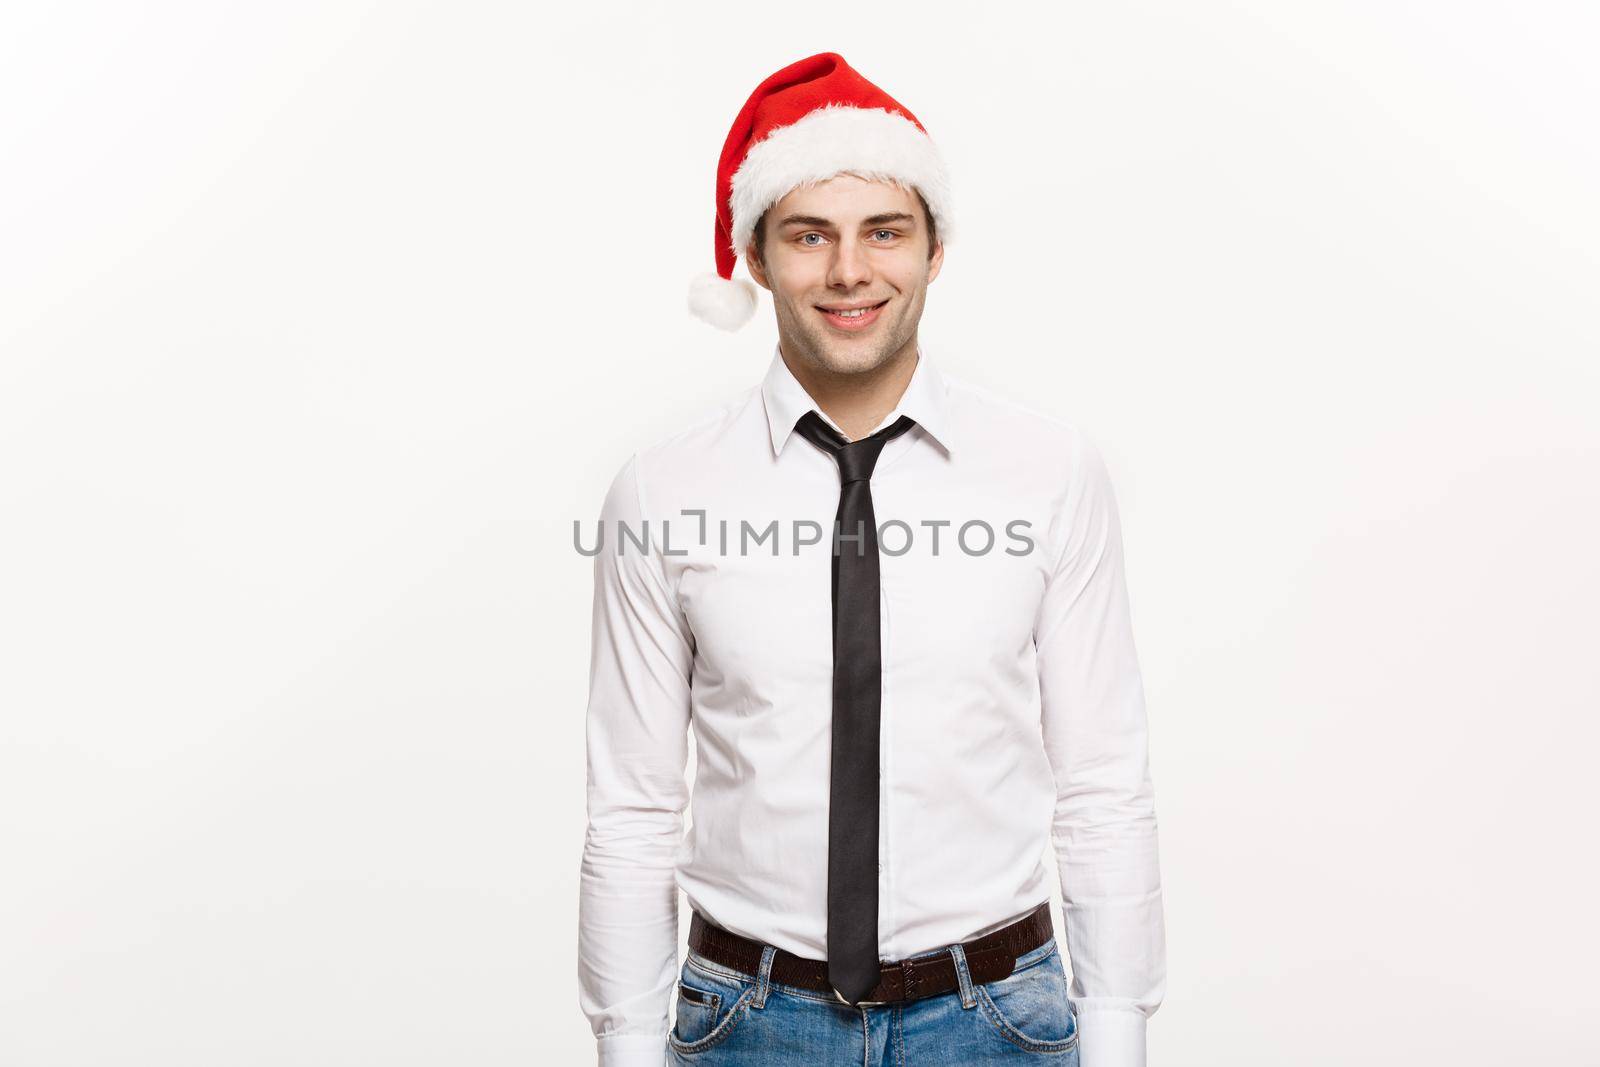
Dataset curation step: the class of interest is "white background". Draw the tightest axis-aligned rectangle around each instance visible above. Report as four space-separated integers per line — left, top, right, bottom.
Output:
2 2 1597 1064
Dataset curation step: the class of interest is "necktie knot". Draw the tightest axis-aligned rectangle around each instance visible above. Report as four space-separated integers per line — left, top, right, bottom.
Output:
794 411 918 483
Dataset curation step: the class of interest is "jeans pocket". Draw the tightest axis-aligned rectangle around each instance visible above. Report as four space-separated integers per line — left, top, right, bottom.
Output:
973 940 1080 1054
667 955 758 1055
672 979 723 1046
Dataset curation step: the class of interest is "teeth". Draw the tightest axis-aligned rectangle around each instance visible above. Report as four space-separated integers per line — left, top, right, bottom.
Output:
826 305 877 318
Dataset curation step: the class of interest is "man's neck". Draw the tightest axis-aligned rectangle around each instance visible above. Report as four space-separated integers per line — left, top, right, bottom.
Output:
780 338 919 442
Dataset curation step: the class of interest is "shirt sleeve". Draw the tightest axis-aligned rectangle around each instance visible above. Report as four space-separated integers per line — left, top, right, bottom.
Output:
1033 430 1166 1067
577 452 694 1067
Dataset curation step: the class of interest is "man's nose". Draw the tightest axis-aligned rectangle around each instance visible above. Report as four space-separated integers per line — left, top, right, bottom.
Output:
826 238 873 289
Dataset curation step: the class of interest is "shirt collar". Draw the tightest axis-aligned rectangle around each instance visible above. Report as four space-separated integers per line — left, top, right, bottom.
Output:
760 342 955 459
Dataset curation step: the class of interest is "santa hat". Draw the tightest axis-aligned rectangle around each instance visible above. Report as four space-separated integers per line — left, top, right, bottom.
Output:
688 52 955 331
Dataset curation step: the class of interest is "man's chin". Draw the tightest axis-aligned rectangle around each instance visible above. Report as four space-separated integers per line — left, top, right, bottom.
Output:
781 308 907 374
811 336 890 374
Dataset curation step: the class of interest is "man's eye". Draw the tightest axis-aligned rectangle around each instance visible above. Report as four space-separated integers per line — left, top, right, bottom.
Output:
797 230 896 246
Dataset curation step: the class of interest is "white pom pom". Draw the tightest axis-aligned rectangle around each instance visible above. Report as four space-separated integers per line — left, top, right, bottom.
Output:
688 272 760 331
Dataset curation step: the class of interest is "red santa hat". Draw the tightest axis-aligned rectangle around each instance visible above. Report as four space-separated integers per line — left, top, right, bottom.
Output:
689 52 955 331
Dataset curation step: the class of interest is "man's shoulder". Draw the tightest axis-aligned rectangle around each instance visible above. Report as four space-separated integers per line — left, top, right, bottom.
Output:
601 383 763 494
942 367 1104 465
638 386 758 458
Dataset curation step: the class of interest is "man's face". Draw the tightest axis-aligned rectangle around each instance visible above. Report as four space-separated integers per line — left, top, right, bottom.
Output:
745 174 943 377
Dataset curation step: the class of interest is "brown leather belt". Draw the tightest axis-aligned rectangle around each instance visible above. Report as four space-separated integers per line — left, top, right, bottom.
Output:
687 900 1054 1006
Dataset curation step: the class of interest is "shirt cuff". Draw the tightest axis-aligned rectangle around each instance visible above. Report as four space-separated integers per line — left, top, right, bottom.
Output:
595 1032 667 1067
1075 1004 1147 1067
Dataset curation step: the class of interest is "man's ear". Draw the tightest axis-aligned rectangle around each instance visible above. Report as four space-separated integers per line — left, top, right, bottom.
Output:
927 236 944 285
745 245 771 291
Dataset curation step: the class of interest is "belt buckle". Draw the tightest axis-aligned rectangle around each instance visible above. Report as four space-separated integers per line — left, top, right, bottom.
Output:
831 984 888 1007
831 956 923 1006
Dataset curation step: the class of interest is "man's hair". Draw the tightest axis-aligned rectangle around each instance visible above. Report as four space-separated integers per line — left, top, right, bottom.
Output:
748 184 940 269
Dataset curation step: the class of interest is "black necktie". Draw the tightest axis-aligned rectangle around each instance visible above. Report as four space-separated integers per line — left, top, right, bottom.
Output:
792 408 919 1005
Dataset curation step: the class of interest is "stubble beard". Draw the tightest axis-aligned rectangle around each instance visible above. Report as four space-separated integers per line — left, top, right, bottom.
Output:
776 285 924 379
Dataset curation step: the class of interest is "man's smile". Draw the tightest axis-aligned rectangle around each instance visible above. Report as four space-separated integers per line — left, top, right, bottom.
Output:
815 298 889 331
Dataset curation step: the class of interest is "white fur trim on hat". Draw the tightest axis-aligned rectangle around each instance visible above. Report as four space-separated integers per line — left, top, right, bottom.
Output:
728 103 954 261
688 271 760 331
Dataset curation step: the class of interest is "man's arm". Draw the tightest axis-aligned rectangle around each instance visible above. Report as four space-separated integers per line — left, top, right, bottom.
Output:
1033 430 1166 1067
578 453 694 1067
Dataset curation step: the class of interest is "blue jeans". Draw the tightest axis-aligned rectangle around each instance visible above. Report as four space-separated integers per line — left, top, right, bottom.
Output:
666 934 1080 1064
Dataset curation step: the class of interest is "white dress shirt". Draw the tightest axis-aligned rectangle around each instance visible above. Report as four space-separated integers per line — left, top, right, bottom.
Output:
578 343 1165 1066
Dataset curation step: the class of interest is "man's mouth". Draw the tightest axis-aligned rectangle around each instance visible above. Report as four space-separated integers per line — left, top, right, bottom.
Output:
816 298 889 331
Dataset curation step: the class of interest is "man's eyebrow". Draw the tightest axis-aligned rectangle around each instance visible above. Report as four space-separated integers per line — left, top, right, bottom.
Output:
776 212 918 229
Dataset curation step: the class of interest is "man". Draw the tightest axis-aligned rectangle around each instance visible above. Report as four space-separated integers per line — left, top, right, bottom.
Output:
578 53 1165 1066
